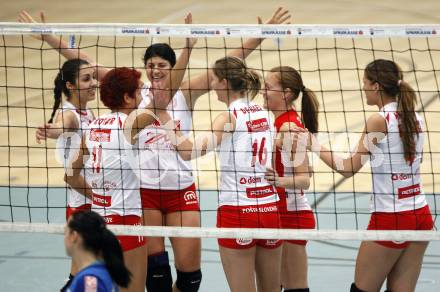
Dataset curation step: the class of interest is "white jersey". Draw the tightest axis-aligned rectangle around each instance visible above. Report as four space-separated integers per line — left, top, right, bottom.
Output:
218 98 278 207
137 84 194 190
85 112 141 217
370 102 427 212
56 101 94 208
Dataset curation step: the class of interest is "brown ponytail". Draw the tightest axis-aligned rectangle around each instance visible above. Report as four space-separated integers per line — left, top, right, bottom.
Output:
397 80 419 162
270 66 319 133
364 59 419 163
301 87 320 133
213 56 261 99
49 73 64 123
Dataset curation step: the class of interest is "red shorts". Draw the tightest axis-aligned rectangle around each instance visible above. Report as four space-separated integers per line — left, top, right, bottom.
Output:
141 184 200 214
103 215 146 252
66 204 91 221
367 205 434 249
216 202 282 249
280 210 316 246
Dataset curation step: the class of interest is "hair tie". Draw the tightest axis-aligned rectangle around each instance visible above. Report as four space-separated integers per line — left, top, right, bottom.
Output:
301 85 306 92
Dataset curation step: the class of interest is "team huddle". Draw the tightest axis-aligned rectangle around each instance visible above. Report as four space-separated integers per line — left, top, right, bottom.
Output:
19 7 434 292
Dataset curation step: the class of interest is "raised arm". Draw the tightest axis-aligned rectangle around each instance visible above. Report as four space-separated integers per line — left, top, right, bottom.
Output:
124 28 196 141
309 113 387 178
18 10 110 81
180 7 291 110
229 7 291 59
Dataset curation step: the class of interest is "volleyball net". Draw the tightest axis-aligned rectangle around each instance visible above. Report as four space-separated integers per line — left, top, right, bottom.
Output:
0 22 439 241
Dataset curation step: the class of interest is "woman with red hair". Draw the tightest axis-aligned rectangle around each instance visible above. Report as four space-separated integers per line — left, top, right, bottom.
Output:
64 39 192 292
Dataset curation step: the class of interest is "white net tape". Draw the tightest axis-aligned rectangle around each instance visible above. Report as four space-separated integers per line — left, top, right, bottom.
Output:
0 223 438 241
1 23 440 38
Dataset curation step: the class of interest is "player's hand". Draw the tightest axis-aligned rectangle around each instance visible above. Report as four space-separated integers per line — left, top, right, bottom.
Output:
265 167 283 187
184 12 197 48
258 7 291 25
36 123 51 143
35 123 63 143
18 10 48 41
290 127 312 151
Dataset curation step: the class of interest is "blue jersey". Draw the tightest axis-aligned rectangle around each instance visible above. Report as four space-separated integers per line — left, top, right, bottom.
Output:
67 262 118 292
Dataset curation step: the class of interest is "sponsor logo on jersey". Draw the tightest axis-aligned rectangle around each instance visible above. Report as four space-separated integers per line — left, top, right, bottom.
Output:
92 193 112 207
84 275 97 292
391 173 414 181
183 191 198 205
242 205 278 213
266 239 280 246
240 104 262 114
103 181 117 192
246 185 275 198
92 117 116 126
246 118 269 133
89 129 111 142
236 238 253 245
239 176 262 185
398 183 421 199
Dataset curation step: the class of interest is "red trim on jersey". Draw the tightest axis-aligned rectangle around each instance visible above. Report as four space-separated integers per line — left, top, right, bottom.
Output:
274 109 304 177
274 109 303 132
76 109 88 116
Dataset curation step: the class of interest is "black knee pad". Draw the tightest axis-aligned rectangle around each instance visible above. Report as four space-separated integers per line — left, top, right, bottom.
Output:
350 283 366 292
146 251 173 292
176 269 202 292
284 289 310 292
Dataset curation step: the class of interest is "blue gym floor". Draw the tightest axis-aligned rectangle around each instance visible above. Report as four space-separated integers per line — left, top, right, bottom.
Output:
0 187 438 291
